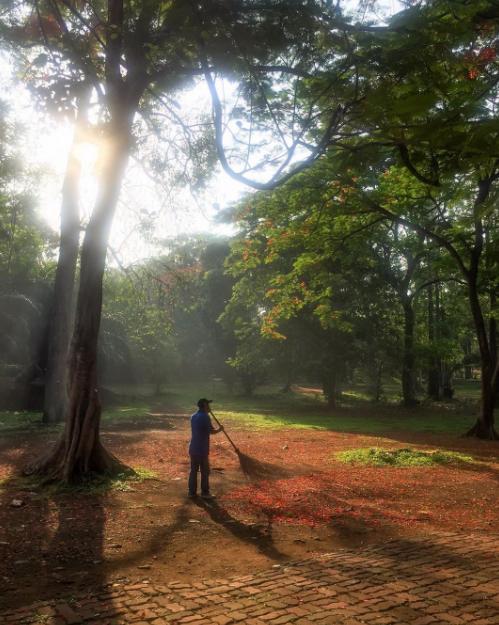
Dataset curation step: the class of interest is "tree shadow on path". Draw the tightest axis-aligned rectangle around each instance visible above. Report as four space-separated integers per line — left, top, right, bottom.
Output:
0 437 107 614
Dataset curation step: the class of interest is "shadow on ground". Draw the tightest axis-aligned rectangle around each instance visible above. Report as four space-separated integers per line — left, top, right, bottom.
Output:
194 498 286 562
0 440 106 612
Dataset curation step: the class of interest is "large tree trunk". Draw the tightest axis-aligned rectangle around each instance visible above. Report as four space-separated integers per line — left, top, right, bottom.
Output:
43 95 89 424
402 300 418 406
466 278 498 439
28 114 134 480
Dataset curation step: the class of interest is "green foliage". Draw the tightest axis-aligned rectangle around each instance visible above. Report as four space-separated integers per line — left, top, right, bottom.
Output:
223 0 499 408
0 101 49 284
0 100 52 382
0 1 497 427
103 264 177 390
335 447 475 467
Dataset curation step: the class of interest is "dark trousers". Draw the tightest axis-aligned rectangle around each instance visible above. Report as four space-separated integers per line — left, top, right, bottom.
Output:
189 454 210 495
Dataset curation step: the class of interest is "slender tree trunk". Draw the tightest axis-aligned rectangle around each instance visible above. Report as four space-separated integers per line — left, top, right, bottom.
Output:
43 94 89 424
438 287 454 400
241 374 255 396
490 294 497 365
28 113 134 480
441 364 454 399
427 283 440 400
402 299 418 406
490 291 498 407
464 179 497 438
373 360 383 402
281 357 294 393
322 370 337 408
463 338 473 380
466 279 498 439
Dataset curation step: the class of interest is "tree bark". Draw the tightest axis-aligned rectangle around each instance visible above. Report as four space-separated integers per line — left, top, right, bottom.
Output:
322 370 337 408
463 337 473 380
402 299 418 406
441 364 454 399
28 111 134 480
43 94 89 424
466 278 498 439
490 291 498 407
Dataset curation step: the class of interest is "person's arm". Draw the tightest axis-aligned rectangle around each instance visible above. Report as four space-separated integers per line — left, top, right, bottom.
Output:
208 415 224 434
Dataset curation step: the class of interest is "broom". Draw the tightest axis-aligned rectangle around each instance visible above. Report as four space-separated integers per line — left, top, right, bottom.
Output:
209 409 286 480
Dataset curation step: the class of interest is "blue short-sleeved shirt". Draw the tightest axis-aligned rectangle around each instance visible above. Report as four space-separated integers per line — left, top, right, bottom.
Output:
189 410 212 456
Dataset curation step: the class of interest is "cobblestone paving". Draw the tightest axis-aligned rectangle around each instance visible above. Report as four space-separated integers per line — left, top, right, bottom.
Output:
1 532 498 625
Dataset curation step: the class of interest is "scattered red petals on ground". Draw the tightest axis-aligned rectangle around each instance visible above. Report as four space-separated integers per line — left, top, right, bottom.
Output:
221 461 499 531
222 474 368 526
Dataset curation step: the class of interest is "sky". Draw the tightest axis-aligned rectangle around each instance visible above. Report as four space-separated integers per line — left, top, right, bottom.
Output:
7 74 242 265
2 0 402 266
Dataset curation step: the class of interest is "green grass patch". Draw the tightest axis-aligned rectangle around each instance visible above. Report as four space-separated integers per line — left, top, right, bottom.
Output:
335 447 475 467
0 410 60 433
101 403 155 423
0 466 157 496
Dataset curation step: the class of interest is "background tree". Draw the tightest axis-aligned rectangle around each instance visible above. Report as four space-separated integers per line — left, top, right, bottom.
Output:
0 99 52 409
341 0 499 436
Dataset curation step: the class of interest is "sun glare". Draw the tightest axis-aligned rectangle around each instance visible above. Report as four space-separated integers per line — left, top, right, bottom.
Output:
73 141 100 171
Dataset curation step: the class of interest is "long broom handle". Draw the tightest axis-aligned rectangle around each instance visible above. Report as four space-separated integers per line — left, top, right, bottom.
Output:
209 410 239 453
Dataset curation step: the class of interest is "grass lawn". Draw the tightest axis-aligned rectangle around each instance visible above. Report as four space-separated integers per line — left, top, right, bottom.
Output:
0 379 481 437
151 380 479 435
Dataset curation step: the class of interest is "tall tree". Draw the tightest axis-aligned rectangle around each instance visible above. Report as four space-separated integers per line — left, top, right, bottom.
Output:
317 1 499 434
3 0 355 480
43 86 90 424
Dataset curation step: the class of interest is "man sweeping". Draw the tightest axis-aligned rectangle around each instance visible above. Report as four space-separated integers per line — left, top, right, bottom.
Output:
188 398 224 499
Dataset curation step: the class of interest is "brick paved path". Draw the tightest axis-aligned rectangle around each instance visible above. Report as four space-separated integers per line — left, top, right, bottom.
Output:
1 532 498 625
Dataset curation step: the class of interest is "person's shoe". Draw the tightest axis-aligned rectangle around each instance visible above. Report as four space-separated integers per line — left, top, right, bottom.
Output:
201 492 215 500
188 492 197 499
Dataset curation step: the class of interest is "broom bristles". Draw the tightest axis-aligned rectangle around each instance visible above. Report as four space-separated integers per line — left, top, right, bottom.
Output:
235 449 287 480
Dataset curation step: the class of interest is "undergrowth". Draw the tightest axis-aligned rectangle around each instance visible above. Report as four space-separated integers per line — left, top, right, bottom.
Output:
335 447 475 467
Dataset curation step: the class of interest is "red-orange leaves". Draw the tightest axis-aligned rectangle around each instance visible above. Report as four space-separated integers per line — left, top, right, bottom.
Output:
464 46 497 79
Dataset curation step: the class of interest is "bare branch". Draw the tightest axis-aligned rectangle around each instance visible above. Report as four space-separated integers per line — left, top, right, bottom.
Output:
202 62 344 190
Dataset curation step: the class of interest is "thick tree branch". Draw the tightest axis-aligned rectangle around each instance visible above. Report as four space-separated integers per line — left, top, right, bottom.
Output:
398 143 440 187
202 61 344 190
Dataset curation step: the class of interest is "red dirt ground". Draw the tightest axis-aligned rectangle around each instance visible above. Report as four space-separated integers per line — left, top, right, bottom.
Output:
0 411 498 611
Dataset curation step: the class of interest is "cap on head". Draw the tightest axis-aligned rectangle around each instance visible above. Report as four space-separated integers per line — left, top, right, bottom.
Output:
197 398 212 409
